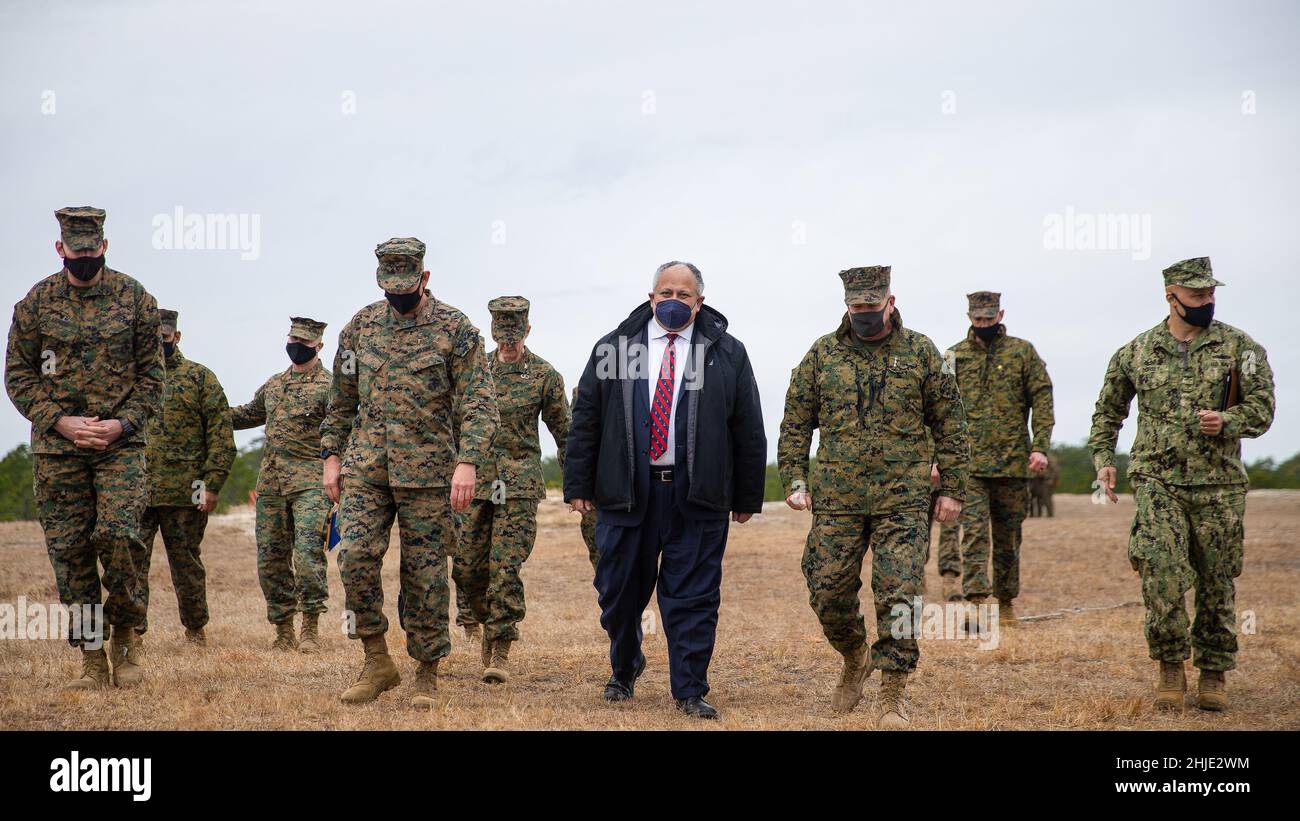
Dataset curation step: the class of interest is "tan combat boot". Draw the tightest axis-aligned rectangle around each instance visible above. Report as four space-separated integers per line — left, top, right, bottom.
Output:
1154 661 1186 710
65 647 110 690
483 639 511 684
411 659 439 710
271 619 298 651
997 599 1018 625
830 644 873 713
340 634 402 704
110 630 143 688
878 670 910 729
184 627 206 646
480 635 494 672
299 613 321 654
941 574 962 603
132 632 147 661
1196 670 1227 712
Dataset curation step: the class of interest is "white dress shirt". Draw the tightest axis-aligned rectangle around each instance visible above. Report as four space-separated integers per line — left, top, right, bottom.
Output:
646 316 694 466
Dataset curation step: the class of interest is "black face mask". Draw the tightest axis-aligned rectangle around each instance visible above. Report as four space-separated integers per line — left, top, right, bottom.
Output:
385 289 422 314
849 306 888 339
65 254 105 282
286 342 318 365
972 324 1000 343
1173 295 1214 328
161 340 176 358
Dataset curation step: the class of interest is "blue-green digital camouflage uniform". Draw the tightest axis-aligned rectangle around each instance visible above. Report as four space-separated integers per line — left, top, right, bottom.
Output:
4 207 163 646
453 297 569 644
1088 258 1274 672
943 291 1054 602
232 319 333 626
321 238 499 663
778 267 969 673
137 327 235 635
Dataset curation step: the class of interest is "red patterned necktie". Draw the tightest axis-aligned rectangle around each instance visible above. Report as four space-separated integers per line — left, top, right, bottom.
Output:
650 332 678 460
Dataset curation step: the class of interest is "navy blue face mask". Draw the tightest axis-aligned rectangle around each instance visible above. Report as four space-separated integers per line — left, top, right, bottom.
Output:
161 340 176 358
286 342 317 365
972 324 999 343
385 289 423 314
654 298 693 330
1172 295 1214 328
65 254 105 282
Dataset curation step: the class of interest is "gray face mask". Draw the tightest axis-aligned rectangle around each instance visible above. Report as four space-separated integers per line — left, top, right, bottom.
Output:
849 306 887 338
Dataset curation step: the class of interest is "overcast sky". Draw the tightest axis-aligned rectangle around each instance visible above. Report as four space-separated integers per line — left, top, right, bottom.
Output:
2 0 1296 466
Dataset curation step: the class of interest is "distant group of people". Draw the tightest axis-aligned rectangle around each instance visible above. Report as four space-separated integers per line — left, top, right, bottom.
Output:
5 205 1275 726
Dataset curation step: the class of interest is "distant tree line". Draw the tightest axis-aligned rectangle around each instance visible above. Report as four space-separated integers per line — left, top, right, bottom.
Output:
0 442 1295 522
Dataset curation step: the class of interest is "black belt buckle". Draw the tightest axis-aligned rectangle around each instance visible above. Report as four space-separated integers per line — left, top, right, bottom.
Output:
652 467 674 483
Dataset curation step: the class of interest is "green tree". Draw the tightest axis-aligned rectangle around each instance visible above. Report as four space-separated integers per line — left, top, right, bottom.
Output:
0 444 36 521
217 440 264 512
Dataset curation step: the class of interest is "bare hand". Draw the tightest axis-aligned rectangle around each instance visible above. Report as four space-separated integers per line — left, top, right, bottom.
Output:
569 498 594 514
934 495 961 523
786 491 811 511
1197 410 1224 436
1029 451 1049 474
323 455 341 504
55 415 97 445
196 490 219 513
450 462 476 512
74 418 122 451
732 512 754 523
1097 466 1118 503
929 463 940 485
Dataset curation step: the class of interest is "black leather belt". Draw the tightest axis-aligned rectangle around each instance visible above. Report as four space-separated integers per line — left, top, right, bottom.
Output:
650 467 674 482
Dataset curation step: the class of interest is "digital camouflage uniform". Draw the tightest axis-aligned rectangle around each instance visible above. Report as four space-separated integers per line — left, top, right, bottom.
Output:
4 207 163 646
137 309 235 634
778 267 969 673
1089 258 1274 672
232 317 333 625
452 296 569 644
321 238 498 663
944 291 1054 602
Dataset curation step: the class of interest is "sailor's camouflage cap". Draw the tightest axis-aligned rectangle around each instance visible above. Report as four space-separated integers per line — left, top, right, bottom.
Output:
1162 257 1224 289
158 309 179 332
839 266 891 306
375 237 426 291
56 206 106 251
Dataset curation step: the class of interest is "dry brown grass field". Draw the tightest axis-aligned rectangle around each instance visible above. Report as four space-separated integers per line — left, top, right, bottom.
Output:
1 491 1297 730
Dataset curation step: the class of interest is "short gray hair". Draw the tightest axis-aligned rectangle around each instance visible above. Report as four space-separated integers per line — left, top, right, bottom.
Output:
652 260 704 295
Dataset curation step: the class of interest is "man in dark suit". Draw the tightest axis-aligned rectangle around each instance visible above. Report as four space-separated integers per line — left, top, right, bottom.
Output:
564 261 766 719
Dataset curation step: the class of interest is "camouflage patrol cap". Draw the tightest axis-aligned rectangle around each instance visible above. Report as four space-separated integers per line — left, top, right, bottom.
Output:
966 291 1002 319
375 237 427 291
158 309 179 333
55 206 106 251
289 316 327 342
839 266 891 306
1162 257 1224 289
488 295 530 343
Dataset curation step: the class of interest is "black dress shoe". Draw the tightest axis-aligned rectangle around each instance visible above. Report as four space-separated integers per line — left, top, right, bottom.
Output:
602 654 647 702
675 695 719 719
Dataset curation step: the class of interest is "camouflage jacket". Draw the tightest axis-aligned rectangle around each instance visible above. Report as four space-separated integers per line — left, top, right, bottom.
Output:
232 359 332 496
5 268 163 455
1089 318 1275 486
144 348 235 506
321 291 499 489
778 309 970 514
946 326 1054 478
474 349 569 501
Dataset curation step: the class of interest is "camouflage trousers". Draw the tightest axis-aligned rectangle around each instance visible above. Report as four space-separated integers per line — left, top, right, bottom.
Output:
1130 478 1246 672
339 478 453 662
453 498 540 643
957 477 1028 601
33 447 149 645
136 505 210 633
930 520 962 578
581 509 599 572
802 507 928 672
255 488 331 624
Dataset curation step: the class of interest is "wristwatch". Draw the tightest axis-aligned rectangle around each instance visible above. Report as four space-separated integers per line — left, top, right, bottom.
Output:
320 447 335 460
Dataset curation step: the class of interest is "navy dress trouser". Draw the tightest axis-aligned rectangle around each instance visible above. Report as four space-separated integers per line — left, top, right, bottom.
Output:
594 479 730 700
